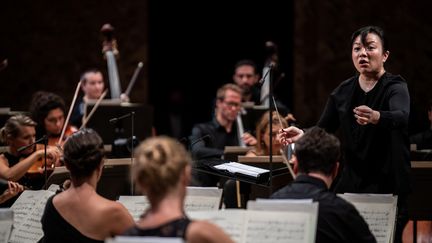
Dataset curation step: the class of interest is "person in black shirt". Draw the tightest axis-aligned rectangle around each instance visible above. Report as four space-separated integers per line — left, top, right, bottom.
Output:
0 115 60 190
190 83 257 160
272 127 376 242
279 26 410 242
40 129 134 243
70 69 105 128
232 59 261 104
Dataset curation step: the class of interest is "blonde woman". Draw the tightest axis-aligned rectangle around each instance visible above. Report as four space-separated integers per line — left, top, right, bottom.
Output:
123 136 233 243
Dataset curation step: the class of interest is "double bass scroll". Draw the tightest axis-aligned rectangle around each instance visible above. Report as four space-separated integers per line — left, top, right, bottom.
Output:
101 23 122 100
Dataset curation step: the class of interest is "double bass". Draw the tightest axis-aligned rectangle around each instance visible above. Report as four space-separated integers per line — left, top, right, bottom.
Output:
101 23 122 100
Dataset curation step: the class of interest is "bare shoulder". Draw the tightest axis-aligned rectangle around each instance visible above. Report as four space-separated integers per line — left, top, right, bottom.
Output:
100 197 132 219
187 220 234 243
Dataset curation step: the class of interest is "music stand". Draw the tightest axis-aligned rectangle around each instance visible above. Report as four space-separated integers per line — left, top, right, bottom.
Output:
97 158 133 200
83 102 153 157
44 166 70 189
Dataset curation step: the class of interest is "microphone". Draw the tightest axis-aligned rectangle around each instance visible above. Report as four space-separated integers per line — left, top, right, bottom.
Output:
258 63 274 85
109 112 135 124
17 135 47 153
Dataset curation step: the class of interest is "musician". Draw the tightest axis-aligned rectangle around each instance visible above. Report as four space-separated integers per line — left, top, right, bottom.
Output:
233 59 293 119
232 59 261 104
190 84 256 161
70 69 105 128
41 128 134 242
0 115 60 189
246 111 288 157
29 91 77 146
272 127 376 243
0 180 23 206
122 136 233 243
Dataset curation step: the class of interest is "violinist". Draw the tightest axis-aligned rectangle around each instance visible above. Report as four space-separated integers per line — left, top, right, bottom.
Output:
70 69 105 128
0 115 60 189
245 111 288 157
29 91 78 146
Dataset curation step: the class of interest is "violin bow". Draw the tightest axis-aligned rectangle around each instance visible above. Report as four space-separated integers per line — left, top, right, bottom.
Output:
280 148 296 179
273 96 296 179
58 81 81 145
124 62 143 97
80 89 108 130
272 96 285 129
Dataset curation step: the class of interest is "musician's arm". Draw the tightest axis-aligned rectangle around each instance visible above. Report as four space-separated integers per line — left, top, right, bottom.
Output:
190 126 223 159
0 152 41 181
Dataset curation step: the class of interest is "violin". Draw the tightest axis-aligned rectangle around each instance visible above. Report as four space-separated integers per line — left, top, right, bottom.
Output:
26 144 59 176
47 125 78 146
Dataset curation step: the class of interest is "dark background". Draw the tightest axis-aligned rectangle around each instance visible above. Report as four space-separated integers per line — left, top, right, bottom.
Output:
0 0 431 139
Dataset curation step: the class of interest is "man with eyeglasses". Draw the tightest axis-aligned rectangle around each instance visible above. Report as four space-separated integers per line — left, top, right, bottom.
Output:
190 84 257 186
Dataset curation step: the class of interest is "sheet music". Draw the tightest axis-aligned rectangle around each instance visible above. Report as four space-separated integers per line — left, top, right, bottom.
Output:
118 196 149 221
188 210 245 243
118 187 223 221
185 187 222 211
339 194 397 243
47 184 60 192
248 199 317 214
106 236 184 243
0 209 13 243
214 162 269 178
9 190 55 243
189 210 316 243
246 211 311 243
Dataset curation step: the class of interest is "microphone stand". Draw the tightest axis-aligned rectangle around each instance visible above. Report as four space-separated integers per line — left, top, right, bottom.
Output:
109 112 135 195
130 112 135 195
43 136 48 190
17 135 49 189
266 65 274 190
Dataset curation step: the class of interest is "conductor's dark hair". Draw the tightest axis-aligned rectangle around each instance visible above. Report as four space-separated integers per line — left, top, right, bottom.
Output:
63 128 104 182
351 26 388 52
294 127 340 176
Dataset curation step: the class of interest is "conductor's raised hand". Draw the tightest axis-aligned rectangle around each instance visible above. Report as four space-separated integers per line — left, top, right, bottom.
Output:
278 126 304 146
353 105 380 126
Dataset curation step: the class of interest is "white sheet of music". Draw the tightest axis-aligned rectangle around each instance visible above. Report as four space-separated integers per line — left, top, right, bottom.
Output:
189 209 315 243
118 187 222 221
338 194 397 243
9 190 55 243
106 236 184 243
184 187 222 212
247 200 318 243
188 210 245 242
0 209 13 243
117 196 149 221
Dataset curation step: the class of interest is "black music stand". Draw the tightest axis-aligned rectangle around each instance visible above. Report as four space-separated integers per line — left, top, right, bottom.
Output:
83 102 153 158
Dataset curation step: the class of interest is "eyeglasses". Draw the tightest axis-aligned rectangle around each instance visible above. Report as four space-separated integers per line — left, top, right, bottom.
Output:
223 101 241 108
